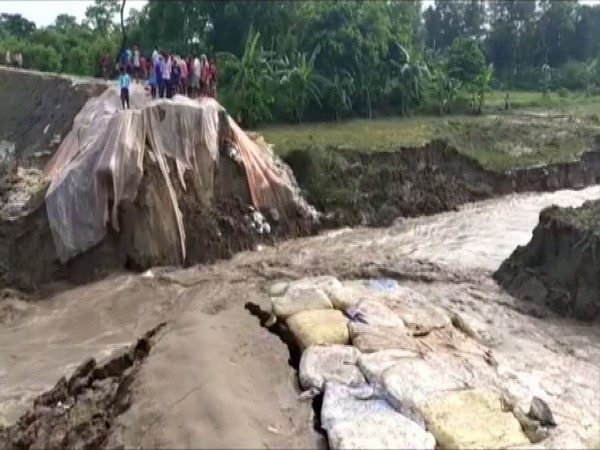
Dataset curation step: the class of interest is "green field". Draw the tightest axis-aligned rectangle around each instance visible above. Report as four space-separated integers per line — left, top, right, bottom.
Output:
260 90 600 171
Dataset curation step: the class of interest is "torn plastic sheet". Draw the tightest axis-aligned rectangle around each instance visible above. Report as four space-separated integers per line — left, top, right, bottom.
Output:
43 85 312 263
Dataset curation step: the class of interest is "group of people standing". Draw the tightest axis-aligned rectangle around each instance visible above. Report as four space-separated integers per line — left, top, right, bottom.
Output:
3 49 23 69
147 48 218 100
104 45 218 109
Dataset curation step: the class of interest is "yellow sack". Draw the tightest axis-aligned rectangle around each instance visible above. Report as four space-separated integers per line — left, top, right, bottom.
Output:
286 310 349 350
420 388 530 450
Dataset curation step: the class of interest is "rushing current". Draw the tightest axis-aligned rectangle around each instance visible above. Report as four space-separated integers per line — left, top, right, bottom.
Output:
319 185 600 271
1 185 599 428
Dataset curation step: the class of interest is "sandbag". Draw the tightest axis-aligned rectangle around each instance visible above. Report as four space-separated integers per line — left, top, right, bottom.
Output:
271 285 332 320
419 388 531 450
286 310 349 350
320 382 397 431
357 349 420 385
298 345 364 392
325 393 436 449
349 321 418 354
387 304 451 336
289 276 344 297
381 356 466 425
346 299 406 329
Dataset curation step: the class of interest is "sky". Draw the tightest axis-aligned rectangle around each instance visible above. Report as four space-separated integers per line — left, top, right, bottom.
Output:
1 0 600 28
0 0 148 27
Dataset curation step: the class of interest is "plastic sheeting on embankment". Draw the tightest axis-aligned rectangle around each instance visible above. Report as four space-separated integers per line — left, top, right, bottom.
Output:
43 85 313 263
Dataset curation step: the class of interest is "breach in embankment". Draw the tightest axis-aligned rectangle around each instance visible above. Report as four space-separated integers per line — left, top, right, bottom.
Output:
1 75 317 289
495 199 600 321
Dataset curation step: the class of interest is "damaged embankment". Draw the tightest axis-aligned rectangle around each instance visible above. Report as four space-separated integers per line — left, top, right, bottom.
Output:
284 141 600 227
0 323 166 449
0 68 107 171
494 199 600 321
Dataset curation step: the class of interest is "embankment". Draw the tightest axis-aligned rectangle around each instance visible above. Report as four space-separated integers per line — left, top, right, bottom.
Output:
0 68 107 172
494 200 600 321
284 141 600 227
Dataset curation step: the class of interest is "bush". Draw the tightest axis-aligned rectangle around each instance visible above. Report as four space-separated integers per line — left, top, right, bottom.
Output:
558 60 588 91
557 87 570 98
22 43 62 72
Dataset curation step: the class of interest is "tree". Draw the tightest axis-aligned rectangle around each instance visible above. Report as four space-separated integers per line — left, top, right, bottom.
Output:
431 66 461 115
84 0 120 35
53 14 79 33
218 28 278 128
447 37 486 86
279 45 325 123
474 63 494 114
0 13 36 39
325 68 354 122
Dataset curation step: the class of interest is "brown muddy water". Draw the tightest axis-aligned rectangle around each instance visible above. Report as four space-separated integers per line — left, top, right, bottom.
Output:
1 186 600 445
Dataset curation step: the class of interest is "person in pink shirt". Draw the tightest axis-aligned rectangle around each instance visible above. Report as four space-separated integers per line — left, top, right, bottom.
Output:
178 56 188 96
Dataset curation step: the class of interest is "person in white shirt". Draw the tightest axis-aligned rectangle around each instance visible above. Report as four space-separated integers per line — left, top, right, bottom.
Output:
5 49 10 66
133 45 141 82
190 55 201 98
152 46 159 64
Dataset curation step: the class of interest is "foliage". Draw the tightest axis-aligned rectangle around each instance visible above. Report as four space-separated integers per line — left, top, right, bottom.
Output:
4 1 600 126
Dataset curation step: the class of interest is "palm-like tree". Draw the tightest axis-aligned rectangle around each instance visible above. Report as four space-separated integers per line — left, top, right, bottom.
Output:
326 68 355 122
389 45 430 116
218 28 277 128
431 66 461 116
475 63 493 114
279 44 326 124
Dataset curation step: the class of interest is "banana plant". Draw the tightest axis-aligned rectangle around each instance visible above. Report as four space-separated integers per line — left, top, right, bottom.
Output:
279 44 326 124
475 63 493 114
217 27 279 128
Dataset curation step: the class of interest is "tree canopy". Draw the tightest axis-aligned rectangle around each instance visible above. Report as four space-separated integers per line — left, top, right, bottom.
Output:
2 1 600 125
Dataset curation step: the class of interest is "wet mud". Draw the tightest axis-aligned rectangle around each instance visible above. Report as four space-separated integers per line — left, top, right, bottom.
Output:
0 323 165 449
495 199 600 321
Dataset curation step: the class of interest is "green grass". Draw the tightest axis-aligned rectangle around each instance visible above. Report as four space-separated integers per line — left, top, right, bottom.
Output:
260 90 600 171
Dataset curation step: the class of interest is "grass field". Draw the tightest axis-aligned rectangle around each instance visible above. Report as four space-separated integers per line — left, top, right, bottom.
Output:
260 90 600 171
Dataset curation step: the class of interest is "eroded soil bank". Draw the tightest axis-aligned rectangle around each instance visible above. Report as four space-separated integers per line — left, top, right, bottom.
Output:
0 68 107 173
284 140 600 227
495 199 600 320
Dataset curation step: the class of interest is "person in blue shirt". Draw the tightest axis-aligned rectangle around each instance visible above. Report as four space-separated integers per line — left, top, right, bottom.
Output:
155 54 164 98
148 65 157 99
118 66 131 109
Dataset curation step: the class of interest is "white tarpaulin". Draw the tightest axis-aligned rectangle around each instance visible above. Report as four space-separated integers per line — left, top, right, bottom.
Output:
43 85 310 263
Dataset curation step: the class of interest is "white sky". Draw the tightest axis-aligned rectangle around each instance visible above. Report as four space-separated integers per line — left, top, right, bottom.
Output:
0 0 147 27
1 0 600 28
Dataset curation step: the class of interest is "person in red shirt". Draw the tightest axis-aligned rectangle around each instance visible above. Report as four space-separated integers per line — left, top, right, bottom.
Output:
100 51 110 80
199 54 210 97
208 57 218 99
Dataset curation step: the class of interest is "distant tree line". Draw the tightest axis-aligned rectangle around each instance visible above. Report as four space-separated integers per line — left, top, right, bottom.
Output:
2 0 600 126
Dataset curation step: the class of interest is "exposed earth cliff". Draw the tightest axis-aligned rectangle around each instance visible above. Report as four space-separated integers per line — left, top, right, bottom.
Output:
495 199 600 320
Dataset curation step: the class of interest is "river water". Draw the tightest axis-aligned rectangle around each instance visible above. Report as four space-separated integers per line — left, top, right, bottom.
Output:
318 185 600 271
1 186 600 438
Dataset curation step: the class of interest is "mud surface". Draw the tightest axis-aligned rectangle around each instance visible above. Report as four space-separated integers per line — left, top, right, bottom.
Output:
495 199 600 320
0 323 165 449
285 140 600 227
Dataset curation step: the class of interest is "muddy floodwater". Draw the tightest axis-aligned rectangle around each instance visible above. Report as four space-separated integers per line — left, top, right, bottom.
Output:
1 186 600 445
324 185 600 271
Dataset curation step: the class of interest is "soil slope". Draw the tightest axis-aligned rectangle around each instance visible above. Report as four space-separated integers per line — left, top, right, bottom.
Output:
495 200 600 320
0 68 107 172
285 141 600 227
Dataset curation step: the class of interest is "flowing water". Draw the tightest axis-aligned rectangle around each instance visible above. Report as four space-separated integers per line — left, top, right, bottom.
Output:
318 185 600 271
1 186 600 441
